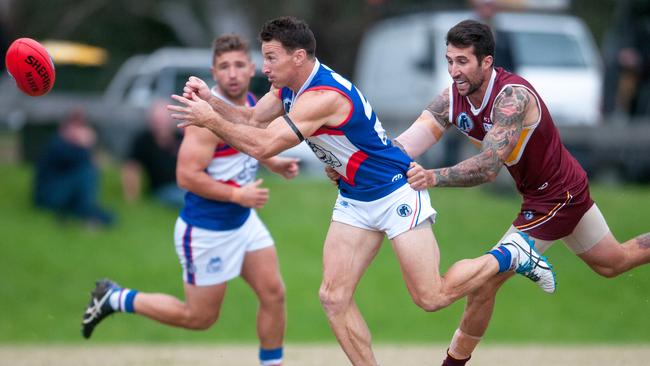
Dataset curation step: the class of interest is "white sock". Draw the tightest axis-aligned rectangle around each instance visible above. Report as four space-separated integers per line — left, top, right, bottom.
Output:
108 288 134 312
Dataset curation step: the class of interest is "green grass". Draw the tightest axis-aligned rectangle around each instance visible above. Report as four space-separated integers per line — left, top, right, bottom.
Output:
1 162 650 344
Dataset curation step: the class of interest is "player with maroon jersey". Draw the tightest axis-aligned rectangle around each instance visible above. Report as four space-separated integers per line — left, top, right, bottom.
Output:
399 20 650 365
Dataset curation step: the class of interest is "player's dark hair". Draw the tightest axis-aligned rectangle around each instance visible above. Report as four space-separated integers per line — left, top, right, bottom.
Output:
212 34 250 63
446 19 495 64
259 16 316 57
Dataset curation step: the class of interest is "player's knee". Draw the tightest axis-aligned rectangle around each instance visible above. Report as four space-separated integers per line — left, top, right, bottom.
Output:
585 256 626 278
260 280 286 306
184 310 220 330
592 265 622 279
412 291 450 312
406 280 451 312
319 286 350 317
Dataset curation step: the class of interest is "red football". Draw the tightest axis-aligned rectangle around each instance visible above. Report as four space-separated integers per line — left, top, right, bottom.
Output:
5 38 56 96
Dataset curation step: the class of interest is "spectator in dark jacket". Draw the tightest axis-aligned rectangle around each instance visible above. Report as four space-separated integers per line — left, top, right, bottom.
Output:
34 109 114 226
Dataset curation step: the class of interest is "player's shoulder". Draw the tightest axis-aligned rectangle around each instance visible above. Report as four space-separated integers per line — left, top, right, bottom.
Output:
495 83 535 102
298 87 347 108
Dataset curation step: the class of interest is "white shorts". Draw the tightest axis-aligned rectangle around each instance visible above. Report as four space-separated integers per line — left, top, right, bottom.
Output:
499 204 610 255
174 210 274 286
332 183 437 239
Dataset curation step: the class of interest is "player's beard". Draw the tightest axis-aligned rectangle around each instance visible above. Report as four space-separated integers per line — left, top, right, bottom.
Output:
460 73 484 97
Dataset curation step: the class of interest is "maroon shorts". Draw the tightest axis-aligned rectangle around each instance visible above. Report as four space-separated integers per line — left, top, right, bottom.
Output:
513 184 594 241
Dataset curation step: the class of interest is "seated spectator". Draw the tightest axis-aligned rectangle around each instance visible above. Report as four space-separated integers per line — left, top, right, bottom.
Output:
121 100 184 207
33 109 114 227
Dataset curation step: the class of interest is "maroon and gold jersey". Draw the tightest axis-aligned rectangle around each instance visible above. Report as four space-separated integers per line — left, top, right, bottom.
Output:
449 67 593 240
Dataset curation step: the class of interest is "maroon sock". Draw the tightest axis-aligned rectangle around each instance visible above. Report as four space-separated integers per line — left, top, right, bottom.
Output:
441 351 471 366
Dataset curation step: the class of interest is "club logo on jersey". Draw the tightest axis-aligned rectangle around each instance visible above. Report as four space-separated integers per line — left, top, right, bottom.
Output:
236 156 259 183
523 210 535 221
396 204 412 217
307 141 342 167
283 97 292 112
206 257 222 273
456 113 474 133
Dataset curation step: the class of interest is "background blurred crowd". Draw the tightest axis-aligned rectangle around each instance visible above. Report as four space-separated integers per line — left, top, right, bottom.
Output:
1 0 649 226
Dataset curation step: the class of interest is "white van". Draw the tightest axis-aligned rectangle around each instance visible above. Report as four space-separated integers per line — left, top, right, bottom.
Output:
355 11 603 132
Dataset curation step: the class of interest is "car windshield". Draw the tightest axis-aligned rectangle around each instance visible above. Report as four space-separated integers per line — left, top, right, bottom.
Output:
508 31 587 68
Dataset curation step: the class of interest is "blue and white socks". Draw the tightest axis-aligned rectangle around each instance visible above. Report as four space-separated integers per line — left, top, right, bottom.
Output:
108 288 138 313
260 347 283 366
488 245 514 273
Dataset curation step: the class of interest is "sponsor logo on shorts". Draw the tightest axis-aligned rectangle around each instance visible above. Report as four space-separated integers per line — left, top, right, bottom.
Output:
206 257 222 273
396 204 412 217
339 200 349 208
523 210 535 221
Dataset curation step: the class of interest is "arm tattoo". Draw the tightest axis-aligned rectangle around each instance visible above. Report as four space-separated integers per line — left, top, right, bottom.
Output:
637 233 650 249
432 86 530 187
425 90 450 129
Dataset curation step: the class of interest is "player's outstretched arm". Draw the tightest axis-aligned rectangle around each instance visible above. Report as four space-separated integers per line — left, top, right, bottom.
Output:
408 85 530 189
394 88 450 158
182 76 247 124
183 76 282 128
170 89 342 161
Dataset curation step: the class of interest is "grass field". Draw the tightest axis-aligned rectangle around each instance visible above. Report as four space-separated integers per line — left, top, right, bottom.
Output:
1 162 650 345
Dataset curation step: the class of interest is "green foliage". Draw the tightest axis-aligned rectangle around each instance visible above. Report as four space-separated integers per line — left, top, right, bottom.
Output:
1 163 650 344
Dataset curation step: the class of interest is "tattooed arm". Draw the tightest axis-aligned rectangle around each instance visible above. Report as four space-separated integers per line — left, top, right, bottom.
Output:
408 85 533 189
394 88 450 158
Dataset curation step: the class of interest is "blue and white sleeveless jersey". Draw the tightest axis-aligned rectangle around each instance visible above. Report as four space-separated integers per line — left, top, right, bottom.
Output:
280 60 411 201
180 91 259 231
